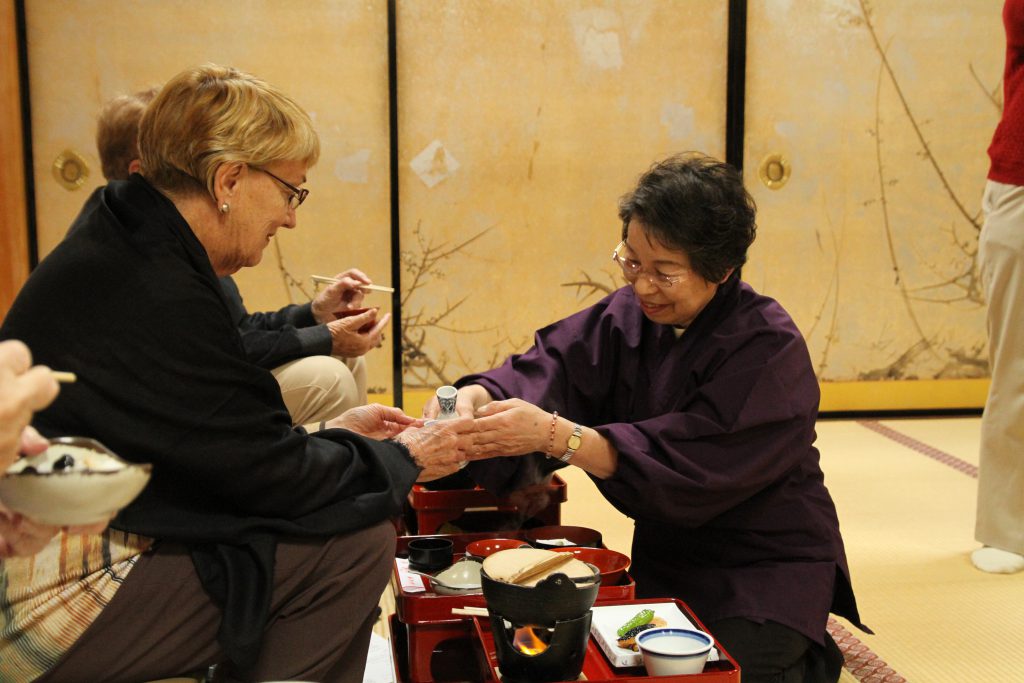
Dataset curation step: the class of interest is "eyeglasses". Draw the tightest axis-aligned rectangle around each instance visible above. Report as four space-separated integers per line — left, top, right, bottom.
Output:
611 241 690 289
251 166 309 210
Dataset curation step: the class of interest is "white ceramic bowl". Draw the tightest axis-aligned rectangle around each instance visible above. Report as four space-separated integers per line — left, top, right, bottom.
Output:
0 437 151 526
637 627 714 676
430 558 482 595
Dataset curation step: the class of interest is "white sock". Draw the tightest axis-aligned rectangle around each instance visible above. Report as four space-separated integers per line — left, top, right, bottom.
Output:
971 546 1024 574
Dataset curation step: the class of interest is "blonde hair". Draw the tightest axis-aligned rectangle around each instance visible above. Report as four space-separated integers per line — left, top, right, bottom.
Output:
96 87 159 181
138 64 320 198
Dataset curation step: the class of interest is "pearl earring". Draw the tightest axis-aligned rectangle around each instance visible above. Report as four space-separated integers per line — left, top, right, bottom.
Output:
219 203 230 214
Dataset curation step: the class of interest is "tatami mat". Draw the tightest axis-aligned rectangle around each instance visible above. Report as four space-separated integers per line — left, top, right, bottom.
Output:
819 417 1023 683
377 416 1023 682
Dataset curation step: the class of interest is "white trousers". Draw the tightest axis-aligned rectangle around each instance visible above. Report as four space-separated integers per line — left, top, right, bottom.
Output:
976 179 1024 554
270 355 367 427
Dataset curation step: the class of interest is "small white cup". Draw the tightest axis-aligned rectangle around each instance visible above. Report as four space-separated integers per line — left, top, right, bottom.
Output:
428 385 468 469
637 627 714 676
435 385 458 417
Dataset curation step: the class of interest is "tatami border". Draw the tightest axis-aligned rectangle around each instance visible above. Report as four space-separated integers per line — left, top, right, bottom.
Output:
857 420 979 478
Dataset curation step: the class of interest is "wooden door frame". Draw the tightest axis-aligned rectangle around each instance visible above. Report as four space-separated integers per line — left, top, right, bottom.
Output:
0 0 31 319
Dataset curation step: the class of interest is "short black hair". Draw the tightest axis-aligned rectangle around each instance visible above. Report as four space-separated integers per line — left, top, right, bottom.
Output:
618 152 757 282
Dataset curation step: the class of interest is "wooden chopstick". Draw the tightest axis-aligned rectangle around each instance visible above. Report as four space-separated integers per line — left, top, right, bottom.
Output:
310 275 395 293
51 371 77 383
452 606 489 617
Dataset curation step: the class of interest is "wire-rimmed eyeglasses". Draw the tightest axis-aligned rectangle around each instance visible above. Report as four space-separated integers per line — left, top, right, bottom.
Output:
251 166 309 210
611 240 690 289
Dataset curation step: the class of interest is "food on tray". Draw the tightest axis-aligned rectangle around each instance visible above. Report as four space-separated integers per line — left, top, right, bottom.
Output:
8 444 126 474
534 536 574 546
482 547 595 587
617 622 658 650
0 438 151 526
617 608 655 636
615 608 668 650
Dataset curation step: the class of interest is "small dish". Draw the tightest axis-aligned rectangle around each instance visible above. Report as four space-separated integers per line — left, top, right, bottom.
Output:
551 546 630 584
465 537 531 560
524 524 602 548
637 627 714 676
0 437 151 526
333 307 378 333
430 558 482 595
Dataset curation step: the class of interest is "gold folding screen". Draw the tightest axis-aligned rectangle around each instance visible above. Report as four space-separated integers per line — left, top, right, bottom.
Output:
745 0 1001 409
395 0 727 396
21 0 1002 410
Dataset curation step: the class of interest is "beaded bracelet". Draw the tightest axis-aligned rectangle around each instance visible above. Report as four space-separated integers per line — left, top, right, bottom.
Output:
546 411 559 457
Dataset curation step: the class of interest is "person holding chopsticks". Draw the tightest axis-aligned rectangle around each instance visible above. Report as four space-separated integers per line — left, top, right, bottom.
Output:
0 339 109 558
0 64 471 683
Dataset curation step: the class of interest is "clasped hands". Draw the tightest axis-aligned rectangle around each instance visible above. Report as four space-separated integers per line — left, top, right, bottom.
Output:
422 388 556 461
325 395 552 483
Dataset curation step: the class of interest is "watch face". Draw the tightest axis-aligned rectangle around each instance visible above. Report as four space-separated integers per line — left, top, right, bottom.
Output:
567 434 582 450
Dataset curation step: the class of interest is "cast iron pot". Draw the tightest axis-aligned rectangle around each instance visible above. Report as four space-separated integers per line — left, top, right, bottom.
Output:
480 564 600 625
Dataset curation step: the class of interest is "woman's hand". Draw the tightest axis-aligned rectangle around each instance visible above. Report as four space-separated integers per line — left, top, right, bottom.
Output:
325 311 391 357
310 268 371 323
422 384 492 420
328 403 418 440
0 505 109 559
0 340 60 470
470 398 550 459
394 417 475 482
19 425 50 457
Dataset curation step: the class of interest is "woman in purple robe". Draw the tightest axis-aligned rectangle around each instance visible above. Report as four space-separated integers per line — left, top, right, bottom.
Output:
430 153 868 682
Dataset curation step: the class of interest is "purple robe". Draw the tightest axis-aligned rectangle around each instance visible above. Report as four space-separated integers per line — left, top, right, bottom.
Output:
459 276 867 643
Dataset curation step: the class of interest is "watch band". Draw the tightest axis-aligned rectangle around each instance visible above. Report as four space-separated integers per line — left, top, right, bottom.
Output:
559 423 583 463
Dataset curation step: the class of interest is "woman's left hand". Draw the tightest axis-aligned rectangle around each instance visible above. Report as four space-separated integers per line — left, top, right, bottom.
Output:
0 505 109 559
328 403 419 440
470 398 550 459
310 268 371 323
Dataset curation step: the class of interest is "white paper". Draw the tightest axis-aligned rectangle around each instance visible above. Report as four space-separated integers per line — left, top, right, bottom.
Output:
361 631 395 683
395 557 427 593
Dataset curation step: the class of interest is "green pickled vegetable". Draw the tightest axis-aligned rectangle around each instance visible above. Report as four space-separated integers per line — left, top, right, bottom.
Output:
616 608 654 637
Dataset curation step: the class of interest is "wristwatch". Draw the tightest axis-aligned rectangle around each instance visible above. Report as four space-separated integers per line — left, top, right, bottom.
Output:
559 423 583 463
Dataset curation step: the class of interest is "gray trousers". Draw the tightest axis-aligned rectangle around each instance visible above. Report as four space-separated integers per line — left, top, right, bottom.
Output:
977 180 1024 555
37 520 396 683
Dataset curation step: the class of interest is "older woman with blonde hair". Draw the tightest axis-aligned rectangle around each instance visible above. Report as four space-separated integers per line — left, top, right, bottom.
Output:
0 64 470 683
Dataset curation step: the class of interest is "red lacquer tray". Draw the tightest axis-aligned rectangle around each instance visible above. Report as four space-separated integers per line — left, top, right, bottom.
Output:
394 532 635 626
471 598 741 682
408 474 567 513
406 475 567 534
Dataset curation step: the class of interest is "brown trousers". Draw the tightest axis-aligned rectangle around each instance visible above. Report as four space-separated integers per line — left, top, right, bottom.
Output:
37 520 396 683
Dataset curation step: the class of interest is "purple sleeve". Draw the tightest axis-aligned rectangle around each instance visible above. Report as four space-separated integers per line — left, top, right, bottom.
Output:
460 287 822 528
595 330 820 528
